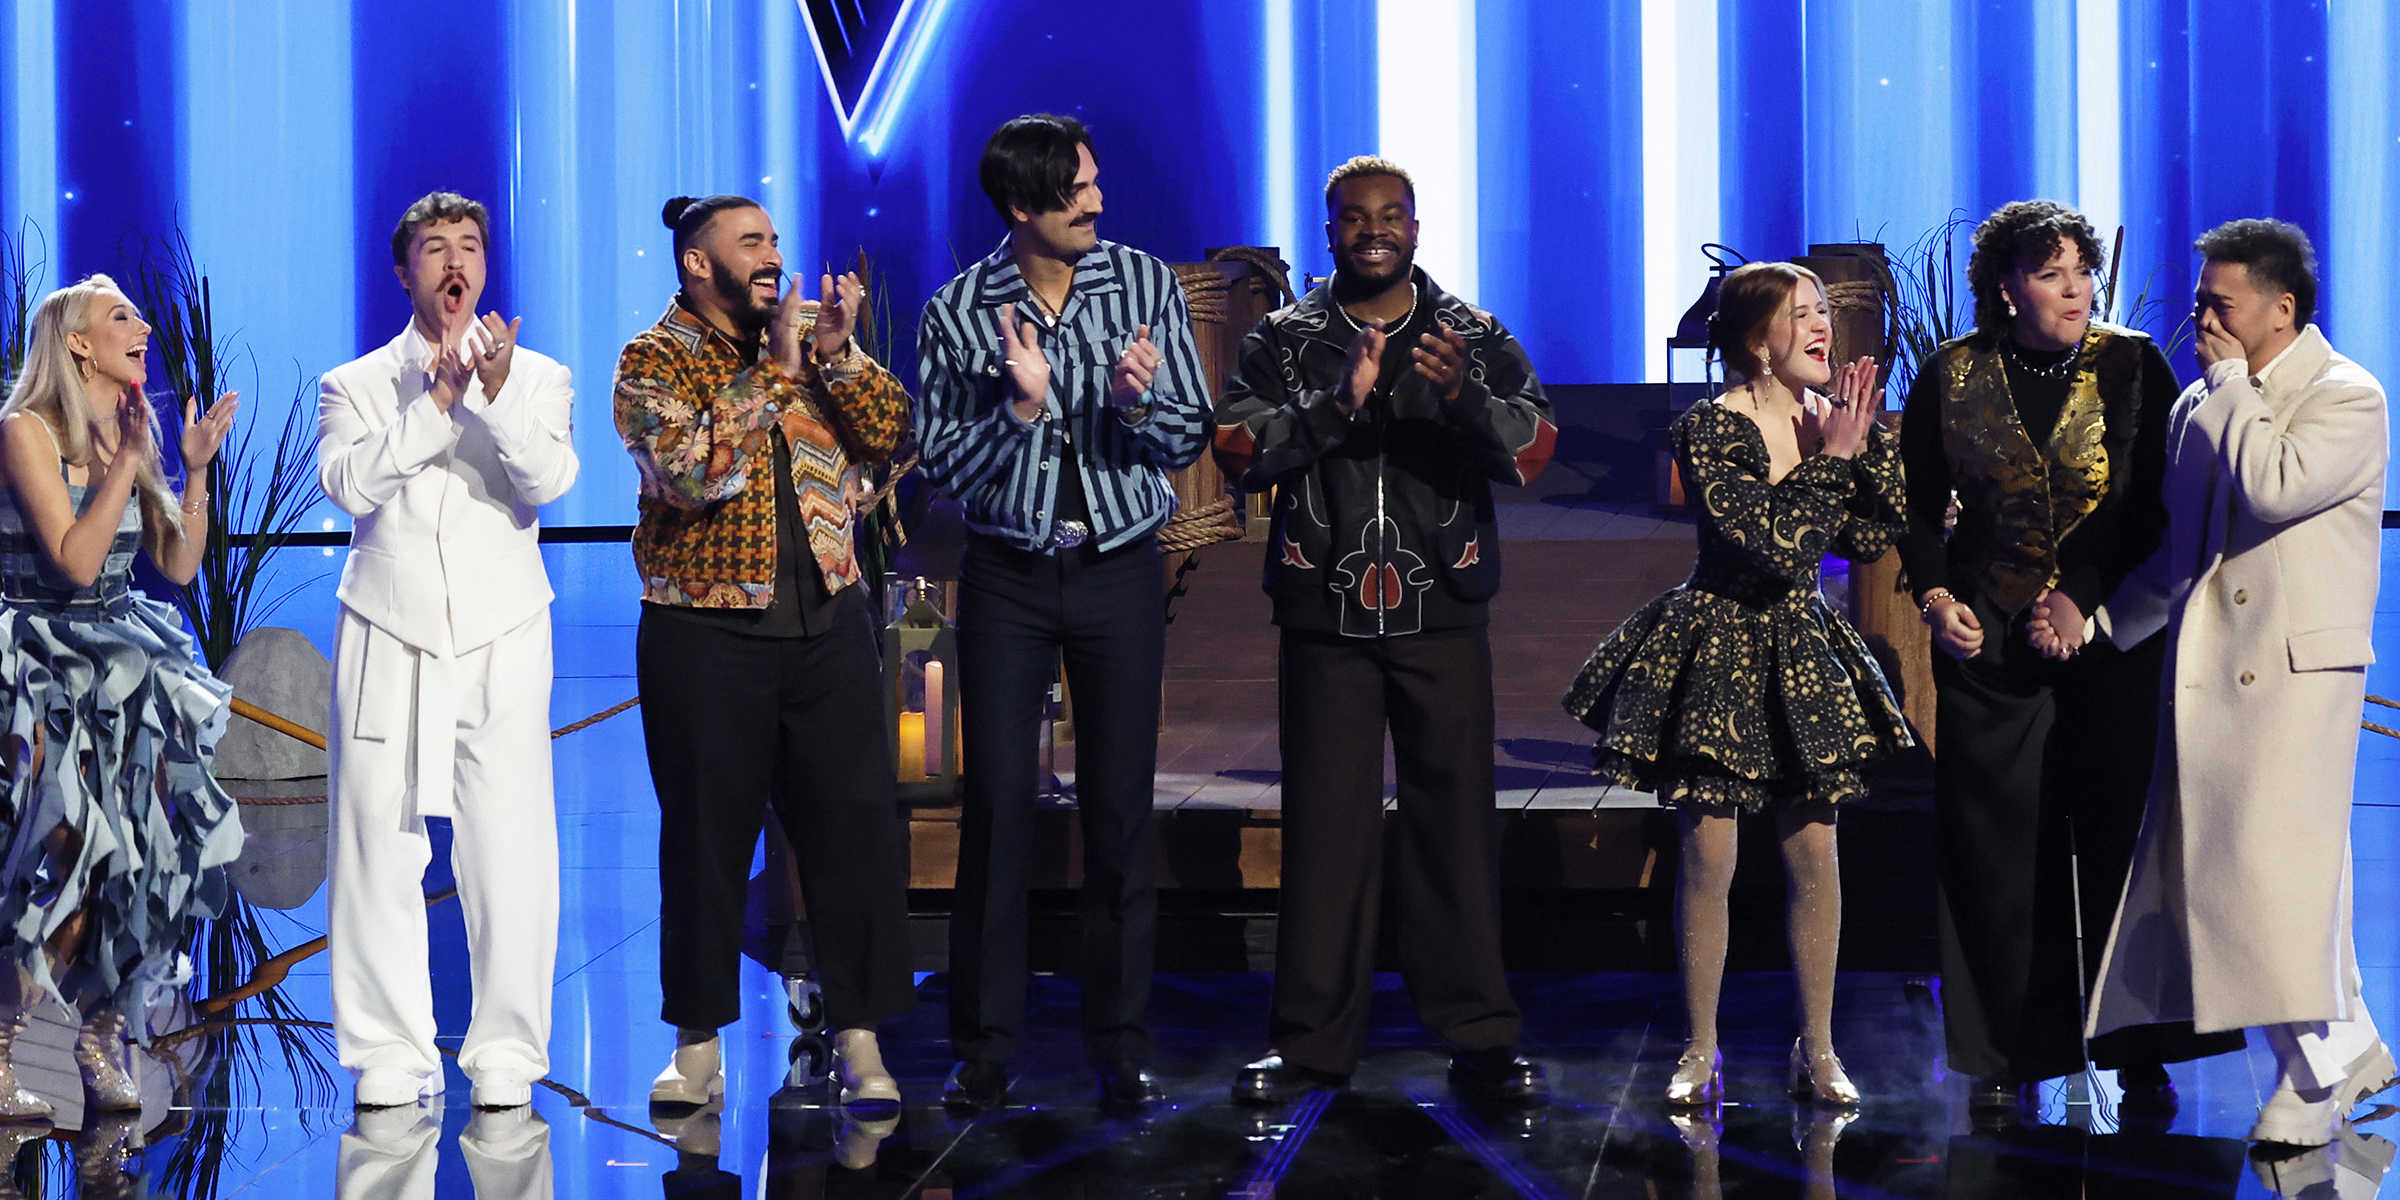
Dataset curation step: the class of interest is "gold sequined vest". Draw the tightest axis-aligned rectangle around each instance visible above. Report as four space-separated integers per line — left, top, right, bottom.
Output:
1933 322 2149 616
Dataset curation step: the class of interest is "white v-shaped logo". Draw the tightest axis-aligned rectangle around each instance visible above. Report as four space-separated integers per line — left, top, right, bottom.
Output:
800 0 956 156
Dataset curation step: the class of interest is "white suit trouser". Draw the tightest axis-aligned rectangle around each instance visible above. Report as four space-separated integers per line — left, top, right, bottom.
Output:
337 1104 555 1200
2262 852 2380 1092
2264 968 2381 1093
328 605 559 1086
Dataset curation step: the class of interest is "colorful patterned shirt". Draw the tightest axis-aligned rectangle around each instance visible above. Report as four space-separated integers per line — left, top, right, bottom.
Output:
612 296 908 608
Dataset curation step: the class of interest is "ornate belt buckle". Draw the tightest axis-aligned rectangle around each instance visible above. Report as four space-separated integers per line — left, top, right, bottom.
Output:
1052 520 1091 550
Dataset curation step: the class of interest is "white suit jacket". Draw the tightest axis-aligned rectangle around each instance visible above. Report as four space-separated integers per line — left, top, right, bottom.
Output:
318 323 579 655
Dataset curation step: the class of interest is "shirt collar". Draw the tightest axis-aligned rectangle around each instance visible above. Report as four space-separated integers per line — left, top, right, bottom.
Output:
970 238 1123 310
397 319 443 375
661 292 759 360
2250 326 2306 385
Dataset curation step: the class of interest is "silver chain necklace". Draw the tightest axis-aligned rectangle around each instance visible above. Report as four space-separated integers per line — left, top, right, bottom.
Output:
1336 283 1418 333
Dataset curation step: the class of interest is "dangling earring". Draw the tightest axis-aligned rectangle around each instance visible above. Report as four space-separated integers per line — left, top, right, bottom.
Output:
2004 296 2019 320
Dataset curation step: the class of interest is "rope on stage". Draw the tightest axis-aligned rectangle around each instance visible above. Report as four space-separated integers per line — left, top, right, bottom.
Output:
2367 694 2400 741
198 695 644 1009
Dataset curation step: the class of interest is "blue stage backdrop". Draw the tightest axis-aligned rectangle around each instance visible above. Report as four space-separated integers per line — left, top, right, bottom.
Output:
4 0 2397 529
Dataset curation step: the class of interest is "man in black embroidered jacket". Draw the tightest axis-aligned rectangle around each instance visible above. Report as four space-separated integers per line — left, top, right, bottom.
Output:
1213 157 1557 1103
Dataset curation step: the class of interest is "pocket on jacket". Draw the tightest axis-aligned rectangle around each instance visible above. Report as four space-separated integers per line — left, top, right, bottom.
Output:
2288 626 2376 672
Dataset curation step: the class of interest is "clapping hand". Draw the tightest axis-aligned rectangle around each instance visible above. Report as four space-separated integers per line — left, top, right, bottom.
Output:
1109 324 1162 408
1411 326 1470 401
1000 313 1051 422
428 330 477 412
1804 356 1881 460
1339 320 1385 413
2025 588 2088 661
813 271 865 363
178 392 240 472
470 313 521 401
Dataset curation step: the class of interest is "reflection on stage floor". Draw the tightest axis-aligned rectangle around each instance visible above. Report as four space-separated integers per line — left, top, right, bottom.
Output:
12 530 2399 1197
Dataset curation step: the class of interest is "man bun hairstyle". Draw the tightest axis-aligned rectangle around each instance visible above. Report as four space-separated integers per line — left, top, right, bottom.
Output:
390 192 491 266
1323 155 1416 211
2196 218 2319 327
662 195 763 256
1966 200 2105 334
979 114 1094 224
1708 261 1824 382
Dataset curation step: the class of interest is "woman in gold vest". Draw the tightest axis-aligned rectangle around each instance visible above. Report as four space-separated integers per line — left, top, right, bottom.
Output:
1896 200 2242 1118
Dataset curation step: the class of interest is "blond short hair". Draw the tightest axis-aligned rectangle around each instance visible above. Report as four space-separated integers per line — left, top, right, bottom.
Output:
1323 156 1415 210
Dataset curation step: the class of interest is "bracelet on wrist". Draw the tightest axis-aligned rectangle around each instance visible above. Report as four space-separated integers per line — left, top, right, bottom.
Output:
1917 588 1955 618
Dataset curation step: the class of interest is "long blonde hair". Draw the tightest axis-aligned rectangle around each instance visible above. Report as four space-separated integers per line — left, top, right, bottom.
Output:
0 275 185 560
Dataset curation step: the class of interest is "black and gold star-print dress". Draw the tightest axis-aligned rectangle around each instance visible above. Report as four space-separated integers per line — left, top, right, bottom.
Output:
1562 398 1913 812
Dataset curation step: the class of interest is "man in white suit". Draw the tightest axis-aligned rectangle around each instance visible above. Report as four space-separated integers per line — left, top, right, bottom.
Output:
318 192 579 1109
2081 219 2392 1146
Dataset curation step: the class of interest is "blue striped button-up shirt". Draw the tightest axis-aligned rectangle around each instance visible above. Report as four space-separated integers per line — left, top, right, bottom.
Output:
916 238 1211 552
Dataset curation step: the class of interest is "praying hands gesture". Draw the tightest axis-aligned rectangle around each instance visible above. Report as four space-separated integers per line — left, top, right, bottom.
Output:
1109 325 1162 408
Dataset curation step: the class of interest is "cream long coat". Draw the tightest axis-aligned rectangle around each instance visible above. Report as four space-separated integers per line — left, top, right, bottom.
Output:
2089 325 2388 1037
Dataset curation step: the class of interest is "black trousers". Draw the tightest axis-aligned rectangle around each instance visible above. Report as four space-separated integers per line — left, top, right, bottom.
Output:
1268 628 1522 1076
1931 594 2242 1082
637 597 916 1032
949 533 1165 1067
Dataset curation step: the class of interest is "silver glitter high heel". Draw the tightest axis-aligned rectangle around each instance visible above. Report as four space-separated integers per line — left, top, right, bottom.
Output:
75 1009 140 1113
1787 1037 1861 1107
0 1007 53 1122
1666 1043 1723 1107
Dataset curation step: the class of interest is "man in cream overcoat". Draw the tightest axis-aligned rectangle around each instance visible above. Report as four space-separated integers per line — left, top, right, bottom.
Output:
318 192 579 1110
2084 219 2391 1146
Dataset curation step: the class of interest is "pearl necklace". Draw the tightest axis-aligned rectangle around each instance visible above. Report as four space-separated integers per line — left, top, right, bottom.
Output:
2005 339 2083 381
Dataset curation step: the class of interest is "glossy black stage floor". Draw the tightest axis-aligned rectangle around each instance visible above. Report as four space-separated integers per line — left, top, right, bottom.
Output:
639 968 2361 1199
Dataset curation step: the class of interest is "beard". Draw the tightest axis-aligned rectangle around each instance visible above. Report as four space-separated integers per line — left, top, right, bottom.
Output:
708 255 779 331
1335 241 1414 295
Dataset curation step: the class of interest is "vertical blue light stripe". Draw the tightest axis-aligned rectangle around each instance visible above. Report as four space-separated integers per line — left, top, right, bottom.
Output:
1287 0 1378 287
1717 0 1805 262
1262 0 1296 266
175 0 357 527
1480 0 1642 385
1802 1 1962 254
0 0 58 287
2327 0 2400 504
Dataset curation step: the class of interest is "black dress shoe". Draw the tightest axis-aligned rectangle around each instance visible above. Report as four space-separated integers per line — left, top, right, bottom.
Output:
1097 1062 1164 1108
1231 1053 1346 1105
2116 1062 2179 1128
1448 1048 1548 1103
1968 1078 2037 1113
942 1061 1010 1112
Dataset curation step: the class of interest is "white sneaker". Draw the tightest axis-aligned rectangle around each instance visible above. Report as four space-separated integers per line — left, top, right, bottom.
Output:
2251 1040 2399 1146
469 1074 536 1109
833 1028 900 1107
651 1035 724 1107
355 1067 440 1109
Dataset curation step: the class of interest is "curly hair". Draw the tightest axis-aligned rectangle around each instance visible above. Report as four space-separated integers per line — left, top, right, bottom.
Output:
1966 200 2104 334
389 192 491 266
2196 218 2318 326
1708 262 1824 382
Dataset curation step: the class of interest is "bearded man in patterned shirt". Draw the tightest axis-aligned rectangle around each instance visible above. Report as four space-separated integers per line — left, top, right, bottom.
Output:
615 194 915 1113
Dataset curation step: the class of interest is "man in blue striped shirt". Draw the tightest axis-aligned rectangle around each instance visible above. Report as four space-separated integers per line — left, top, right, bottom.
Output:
915 113 1210 1113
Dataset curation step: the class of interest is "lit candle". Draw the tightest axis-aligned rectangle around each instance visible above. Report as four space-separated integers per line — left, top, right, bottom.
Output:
897 711 926 781
923 661 945 776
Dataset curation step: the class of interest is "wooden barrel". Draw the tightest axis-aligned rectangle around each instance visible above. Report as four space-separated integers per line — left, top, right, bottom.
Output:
1796 244 1938 755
